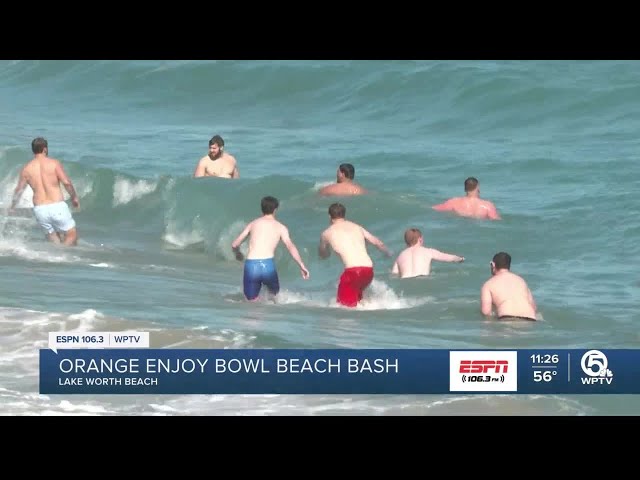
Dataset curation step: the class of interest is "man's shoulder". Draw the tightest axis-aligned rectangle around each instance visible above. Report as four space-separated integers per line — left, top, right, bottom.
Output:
318 183 337 195
482 277 495 289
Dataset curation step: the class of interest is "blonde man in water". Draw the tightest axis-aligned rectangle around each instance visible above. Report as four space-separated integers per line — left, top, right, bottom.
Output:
432 177 500 220
391 228 464 278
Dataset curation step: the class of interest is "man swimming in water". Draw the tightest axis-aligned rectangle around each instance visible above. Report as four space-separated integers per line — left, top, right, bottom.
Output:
318 163 368 196
432 177 500 220
318 202 391 307
391 228 464 278
193 135 239 179
231 196 309 301
480 252 537 321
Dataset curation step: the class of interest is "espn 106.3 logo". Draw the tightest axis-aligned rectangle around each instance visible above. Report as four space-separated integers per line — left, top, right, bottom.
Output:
449 351 518 392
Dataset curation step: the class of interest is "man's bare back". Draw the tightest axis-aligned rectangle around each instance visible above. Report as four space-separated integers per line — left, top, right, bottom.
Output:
20 157 69 206
432 177 500 220
481 253 537 321
240 216 288 260
11 138 79 246
392 245 464 278
321 220 380 268
318 182 367 197
432 196 500 220
318 163 367 196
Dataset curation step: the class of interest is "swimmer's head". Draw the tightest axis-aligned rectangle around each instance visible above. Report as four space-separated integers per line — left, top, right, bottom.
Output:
328 203 346 220
208 135 225 159
404 228 423 246
261 196 279 215
491 251 511 275
32 137 48 155
464 177 479 195
337 163 355 182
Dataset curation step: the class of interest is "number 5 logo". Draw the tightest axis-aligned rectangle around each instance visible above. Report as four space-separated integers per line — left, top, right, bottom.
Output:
580 350 607 377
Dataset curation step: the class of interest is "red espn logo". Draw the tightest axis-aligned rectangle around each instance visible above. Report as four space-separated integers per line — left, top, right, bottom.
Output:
459 360 509 374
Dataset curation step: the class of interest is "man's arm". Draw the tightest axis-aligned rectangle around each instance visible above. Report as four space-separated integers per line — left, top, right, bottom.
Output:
391 260 400 276
429 248 464 263
230 222 252 261
10 167 28 210
193 158 205 178
55 161 79 208
362 228 392 257
280 226 309 279
231 157 239 179
486 201 501 220
528 287 537 312
432 198 454 212
318 231 331 259
480 283 493 317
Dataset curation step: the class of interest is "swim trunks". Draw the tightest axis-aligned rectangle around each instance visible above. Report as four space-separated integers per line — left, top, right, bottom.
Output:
243 258 280 301
336 266 374 307
32 201 76 235
498 315 537 322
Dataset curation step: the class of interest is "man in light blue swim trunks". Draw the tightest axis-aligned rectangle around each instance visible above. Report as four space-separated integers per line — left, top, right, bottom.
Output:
231 196 309 301
10 137 80 246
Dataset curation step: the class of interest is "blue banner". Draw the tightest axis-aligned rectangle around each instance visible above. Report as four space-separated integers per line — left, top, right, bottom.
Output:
39 348 640 395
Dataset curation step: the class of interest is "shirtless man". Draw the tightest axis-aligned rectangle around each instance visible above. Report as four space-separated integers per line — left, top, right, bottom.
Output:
193 135 239 179
432 177 500 220
391 228 464 278
231 196 309 301
9 137 80 246
318 203 391 307
318 163 367 196
480 252 537 321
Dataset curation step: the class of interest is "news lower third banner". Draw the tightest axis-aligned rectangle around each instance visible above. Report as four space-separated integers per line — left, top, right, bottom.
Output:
39 337 640 395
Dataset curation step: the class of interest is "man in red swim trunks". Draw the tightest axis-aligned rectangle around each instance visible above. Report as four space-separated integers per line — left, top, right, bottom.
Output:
318 203 392 307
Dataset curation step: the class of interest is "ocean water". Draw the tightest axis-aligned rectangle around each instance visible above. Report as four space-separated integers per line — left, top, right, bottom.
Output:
1 60 639 416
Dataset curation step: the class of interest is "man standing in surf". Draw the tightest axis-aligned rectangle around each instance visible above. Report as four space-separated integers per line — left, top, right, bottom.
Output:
318 203 392 308
193 135 239 179
9 137 80 246
231 196 309 301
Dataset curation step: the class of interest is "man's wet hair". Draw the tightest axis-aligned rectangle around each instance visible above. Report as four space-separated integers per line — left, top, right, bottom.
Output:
404 228 422 246
32 137 48 154
328 203 346 219
492 252 511 270
261 196 279 214
339 163 355 180
464 177 479 192
209 135 225 147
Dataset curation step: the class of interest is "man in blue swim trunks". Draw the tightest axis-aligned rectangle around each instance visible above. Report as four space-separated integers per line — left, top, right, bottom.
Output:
231 196 310 301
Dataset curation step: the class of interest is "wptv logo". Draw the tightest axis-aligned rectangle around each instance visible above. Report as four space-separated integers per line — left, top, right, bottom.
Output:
580 350 613 385
449 351 518 392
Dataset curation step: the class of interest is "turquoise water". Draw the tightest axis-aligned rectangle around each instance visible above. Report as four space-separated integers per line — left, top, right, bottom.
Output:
0 60 638 415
